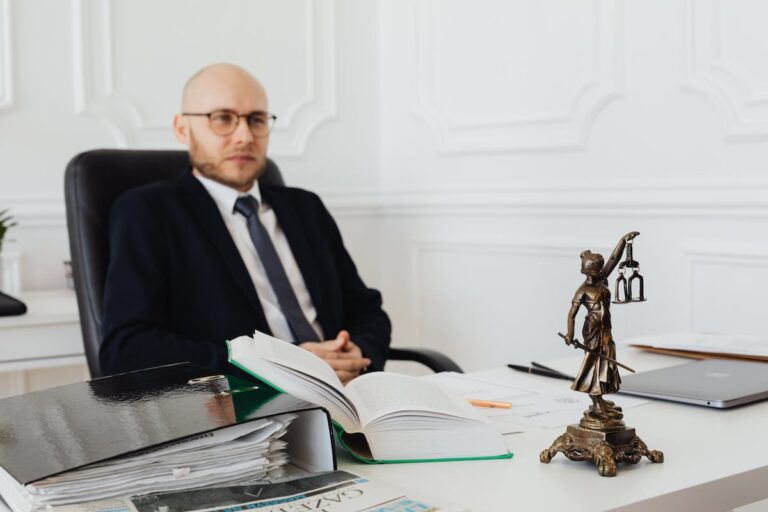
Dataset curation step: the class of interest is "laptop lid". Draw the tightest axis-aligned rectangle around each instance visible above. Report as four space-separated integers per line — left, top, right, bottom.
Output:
618 359 768 408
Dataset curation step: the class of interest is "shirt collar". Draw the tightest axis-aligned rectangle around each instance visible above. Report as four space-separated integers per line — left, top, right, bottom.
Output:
193 169 263 215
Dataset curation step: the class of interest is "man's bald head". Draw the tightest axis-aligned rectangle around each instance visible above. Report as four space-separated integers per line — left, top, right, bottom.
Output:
181 63 267 112
173 63 271 192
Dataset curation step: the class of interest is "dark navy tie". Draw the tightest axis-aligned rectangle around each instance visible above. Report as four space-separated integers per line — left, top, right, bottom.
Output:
234 195 320 343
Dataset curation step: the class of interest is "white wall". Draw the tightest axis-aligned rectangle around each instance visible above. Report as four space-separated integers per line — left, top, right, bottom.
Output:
375 0 768 371
1 0 768 388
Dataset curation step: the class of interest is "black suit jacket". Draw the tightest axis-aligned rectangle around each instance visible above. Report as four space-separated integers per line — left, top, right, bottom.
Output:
100 171 391 377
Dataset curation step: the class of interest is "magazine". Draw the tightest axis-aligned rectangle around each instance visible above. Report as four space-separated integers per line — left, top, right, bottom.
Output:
50 471 466 512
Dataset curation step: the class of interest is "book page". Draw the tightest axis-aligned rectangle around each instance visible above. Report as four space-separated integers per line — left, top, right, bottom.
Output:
249 331 346 389
344 372 484 429
228 335 360 431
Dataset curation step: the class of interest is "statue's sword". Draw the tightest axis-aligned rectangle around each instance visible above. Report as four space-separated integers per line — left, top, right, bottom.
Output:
557 332 636 373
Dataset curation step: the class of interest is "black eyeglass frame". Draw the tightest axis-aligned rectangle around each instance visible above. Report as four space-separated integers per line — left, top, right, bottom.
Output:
182 110 278 137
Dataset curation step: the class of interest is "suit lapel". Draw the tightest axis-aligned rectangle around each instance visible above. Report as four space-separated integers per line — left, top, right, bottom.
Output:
261 186 330 333
173 172 268 327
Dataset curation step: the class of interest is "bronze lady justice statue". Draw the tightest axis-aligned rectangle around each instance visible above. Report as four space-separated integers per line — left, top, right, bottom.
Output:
540 232 663 477
564 232 637 429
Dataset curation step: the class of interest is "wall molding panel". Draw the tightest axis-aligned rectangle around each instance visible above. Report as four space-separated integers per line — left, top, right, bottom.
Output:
275 0 337 156
7 175 768 231
681 0 768 141
0 198 66 229
407 238 603 370
411 0 624 154
0 0 14 111
683 243 768 333
72 0 337 154
321 176 768 218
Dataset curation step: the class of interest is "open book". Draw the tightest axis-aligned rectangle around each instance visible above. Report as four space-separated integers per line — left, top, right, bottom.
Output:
228 332 511 463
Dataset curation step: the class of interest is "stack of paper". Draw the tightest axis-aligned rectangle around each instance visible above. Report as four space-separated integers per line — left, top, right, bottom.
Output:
0 415 295 512
619 332 768 362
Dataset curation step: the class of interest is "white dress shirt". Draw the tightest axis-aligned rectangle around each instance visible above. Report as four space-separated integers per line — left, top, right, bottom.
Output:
193 171 324 343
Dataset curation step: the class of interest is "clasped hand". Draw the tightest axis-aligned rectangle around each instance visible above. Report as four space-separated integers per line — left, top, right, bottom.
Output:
300 330 370 384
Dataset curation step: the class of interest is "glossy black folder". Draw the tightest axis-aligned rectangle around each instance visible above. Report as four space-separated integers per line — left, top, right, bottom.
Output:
0 363 335 485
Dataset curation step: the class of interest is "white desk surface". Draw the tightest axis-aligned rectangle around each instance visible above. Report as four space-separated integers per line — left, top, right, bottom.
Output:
338 348 768 512
0 342 763 511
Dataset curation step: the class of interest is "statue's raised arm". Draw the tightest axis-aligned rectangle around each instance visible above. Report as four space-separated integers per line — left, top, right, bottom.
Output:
601 231 639 278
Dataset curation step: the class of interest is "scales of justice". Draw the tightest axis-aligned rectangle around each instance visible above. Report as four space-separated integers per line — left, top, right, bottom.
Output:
539 231 664 477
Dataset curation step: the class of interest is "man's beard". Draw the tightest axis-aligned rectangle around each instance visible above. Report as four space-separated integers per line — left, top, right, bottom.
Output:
189 134 265 190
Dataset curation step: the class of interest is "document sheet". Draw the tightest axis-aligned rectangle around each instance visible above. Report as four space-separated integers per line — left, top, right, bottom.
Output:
619 332 768 358
423 368 647 431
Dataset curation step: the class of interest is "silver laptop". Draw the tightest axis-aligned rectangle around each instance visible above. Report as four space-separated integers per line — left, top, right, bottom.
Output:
619 359 768 408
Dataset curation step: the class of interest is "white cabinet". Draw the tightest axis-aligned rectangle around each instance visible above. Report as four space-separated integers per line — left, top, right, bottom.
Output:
0 290 87 397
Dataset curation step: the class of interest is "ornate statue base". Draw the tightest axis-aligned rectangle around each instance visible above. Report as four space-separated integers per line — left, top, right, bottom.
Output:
540 403 663 477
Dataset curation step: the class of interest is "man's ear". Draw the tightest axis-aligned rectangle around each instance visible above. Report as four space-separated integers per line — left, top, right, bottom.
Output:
173 114 189 145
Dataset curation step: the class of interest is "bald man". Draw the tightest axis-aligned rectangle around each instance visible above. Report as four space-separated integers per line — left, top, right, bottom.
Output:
100 64 391 383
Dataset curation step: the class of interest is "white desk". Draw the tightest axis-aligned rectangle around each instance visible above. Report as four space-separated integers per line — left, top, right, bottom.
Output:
0 290 84 373
339 348 768 512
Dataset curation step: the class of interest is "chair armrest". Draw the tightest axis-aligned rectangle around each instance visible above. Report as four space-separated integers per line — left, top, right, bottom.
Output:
387 347 463 373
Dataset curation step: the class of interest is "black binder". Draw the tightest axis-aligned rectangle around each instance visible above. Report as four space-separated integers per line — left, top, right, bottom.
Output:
0 363 335 487
0 292 25 317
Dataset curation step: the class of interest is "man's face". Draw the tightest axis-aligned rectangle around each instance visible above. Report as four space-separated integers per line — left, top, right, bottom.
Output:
174 68 270 192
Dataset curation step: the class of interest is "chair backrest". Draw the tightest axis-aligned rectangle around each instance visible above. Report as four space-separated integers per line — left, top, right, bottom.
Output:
64 149 284 378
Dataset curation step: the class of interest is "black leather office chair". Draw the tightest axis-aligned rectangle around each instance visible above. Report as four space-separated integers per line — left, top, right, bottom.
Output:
65 149 462 378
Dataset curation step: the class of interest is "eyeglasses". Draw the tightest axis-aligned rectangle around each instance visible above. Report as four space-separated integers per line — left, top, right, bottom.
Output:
182 110 277 137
